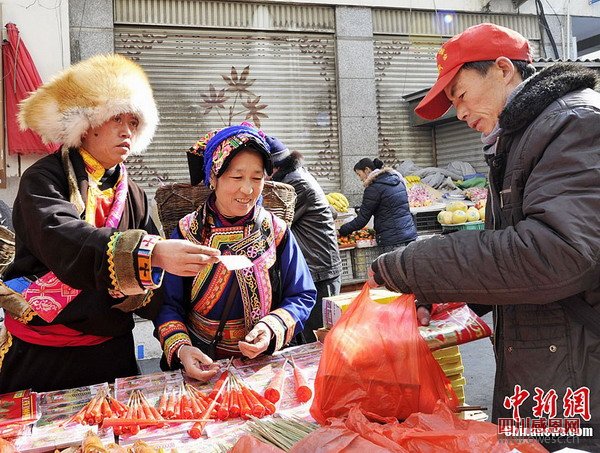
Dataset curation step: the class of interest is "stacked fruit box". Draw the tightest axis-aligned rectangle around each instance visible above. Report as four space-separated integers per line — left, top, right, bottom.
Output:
322 288 399 329
352 245 396 280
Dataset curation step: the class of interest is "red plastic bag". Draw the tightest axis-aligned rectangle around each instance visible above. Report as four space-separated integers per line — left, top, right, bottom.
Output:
294 404 548 453
310 284 458 424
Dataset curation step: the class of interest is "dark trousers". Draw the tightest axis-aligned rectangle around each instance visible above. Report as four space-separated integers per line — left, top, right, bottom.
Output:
301 275 342 343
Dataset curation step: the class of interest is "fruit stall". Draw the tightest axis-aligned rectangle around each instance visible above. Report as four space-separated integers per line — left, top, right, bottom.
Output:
329 177 489 286
336 227 394 286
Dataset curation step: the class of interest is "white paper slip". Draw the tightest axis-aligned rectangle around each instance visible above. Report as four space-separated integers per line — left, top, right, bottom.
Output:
217 254 253 270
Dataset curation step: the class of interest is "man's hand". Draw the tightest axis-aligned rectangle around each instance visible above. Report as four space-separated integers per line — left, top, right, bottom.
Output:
416 305 431 326
366 267 379 288
152 240 220 276
238 323 271 359
177 345 220 382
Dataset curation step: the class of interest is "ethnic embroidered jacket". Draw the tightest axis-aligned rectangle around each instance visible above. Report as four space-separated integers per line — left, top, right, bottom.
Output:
0 147 163 343
155 202 316 366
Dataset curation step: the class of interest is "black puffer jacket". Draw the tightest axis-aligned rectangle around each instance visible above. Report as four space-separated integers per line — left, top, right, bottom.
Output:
272 164 341 282
339 168 417 247
374 64 600 451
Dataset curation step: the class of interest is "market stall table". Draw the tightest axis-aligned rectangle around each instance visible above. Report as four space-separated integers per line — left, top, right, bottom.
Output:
5 343 323 452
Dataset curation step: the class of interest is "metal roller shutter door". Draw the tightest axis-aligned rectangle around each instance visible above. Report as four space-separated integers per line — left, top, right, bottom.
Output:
113 23 339 194
434 123 487 172
374 36 440 168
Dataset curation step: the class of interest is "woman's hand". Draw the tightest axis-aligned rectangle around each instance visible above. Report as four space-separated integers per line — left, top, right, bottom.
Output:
152 240 220 276
238 323 271 359
177 345 220 382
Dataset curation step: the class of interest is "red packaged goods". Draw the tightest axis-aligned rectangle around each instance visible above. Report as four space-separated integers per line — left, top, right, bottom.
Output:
419 303 492 351
0 389 39 439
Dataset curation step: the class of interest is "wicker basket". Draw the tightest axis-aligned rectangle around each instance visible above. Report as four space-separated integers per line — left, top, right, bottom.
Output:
0 226 15 278
154 181 297 236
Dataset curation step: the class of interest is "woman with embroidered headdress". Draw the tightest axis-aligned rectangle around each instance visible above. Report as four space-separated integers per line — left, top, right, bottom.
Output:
154 123 316 382
0 54 221 393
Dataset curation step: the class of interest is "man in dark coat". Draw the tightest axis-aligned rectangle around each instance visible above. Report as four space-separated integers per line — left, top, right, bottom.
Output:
370 23 600 451
0 54 221 393
269 136 342 342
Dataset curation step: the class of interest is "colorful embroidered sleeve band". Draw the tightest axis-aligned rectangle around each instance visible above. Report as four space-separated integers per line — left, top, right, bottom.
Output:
106 230 164 296
157 320 192 367
137 234 165 289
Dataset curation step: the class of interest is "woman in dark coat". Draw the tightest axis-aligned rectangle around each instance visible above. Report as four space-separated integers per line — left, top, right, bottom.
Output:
339 158 417 247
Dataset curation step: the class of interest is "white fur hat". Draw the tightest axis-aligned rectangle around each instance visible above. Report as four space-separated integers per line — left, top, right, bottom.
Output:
18 54 159 155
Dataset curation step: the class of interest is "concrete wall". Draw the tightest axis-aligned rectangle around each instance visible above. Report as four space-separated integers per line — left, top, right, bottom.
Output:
69 0 114 62
335 7 378 204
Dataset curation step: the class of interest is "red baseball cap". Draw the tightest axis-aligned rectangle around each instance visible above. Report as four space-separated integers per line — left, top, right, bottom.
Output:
415 23 532 120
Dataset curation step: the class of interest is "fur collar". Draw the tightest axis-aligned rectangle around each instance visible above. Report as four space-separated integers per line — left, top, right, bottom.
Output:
364 167 399 187
500 63 599 132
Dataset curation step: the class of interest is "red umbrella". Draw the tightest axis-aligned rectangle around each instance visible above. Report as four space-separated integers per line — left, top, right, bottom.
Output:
2 22 55 155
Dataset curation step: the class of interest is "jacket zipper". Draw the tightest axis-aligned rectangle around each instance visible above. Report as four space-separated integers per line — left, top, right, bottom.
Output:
487 147 499 355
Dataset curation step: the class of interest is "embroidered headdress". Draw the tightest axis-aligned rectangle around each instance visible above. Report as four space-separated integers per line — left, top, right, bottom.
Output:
188 122 272 186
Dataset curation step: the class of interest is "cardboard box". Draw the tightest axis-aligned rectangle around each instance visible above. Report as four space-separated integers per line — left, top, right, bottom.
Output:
449 376 466 389
453 385 465 404
441 364 465 378
322 288 401 328
334 209 356 230
314 327 330 344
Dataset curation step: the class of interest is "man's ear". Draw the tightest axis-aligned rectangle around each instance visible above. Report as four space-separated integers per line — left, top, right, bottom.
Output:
495 56 516 82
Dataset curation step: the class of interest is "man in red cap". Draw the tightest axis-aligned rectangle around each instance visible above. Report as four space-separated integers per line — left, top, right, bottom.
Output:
371 23 600 450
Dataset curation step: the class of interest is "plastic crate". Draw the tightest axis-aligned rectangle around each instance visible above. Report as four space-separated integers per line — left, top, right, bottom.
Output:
339 248 354 282
441 221 484 232
351 245 395 281
413 210 443 234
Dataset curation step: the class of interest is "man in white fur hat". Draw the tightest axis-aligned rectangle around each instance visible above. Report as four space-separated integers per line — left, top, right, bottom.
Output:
0 54 221 392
